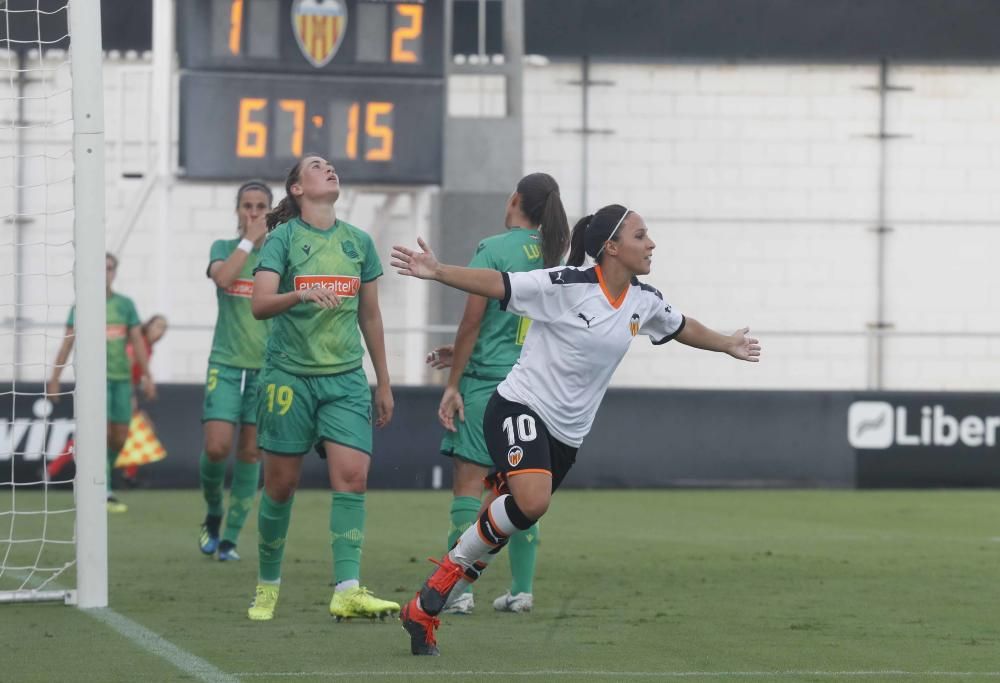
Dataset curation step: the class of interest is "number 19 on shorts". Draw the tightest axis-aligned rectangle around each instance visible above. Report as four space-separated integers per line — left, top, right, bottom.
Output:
265 383 294 415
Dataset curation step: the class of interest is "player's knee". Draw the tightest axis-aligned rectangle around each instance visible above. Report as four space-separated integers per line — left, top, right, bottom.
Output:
204 441 229 462
236 447 260 464
331 472 367 494
514 495 549 521
265 479 297 503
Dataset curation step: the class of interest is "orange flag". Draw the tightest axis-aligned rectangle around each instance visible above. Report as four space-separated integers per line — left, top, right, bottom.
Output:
115 411 167 468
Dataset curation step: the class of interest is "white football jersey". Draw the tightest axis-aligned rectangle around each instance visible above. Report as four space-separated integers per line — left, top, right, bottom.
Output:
496 265 685 447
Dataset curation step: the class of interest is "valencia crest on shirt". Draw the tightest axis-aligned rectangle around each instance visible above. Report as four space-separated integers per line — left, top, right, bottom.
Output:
507 445 524 467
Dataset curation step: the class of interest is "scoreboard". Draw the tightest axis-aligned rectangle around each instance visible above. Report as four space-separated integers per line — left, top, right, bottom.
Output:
177 0 444 184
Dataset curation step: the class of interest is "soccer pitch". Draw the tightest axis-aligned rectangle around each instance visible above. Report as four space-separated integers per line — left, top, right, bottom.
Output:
4 489 1000 682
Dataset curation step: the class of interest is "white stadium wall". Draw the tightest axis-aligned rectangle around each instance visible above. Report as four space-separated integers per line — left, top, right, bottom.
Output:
6 55 1000 390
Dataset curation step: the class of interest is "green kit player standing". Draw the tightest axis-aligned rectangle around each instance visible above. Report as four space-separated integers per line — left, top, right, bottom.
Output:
198 180 273 561
48 252 156 513
427 173 570 614
246 155 398 622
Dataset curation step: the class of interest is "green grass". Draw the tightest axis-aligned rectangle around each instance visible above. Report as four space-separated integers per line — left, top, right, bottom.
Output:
4 490 1000 682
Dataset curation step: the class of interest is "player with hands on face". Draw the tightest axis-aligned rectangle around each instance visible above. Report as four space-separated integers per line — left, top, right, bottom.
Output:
198 180 273 562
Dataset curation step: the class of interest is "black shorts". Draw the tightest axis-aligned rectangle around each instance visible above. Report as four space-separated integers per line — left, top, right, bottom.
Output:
483 391 578 495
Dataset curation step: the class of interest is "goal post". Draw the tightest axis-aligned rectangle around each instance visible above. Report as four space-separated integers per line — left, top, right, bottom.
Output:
0 0 107 607
69 0 108 609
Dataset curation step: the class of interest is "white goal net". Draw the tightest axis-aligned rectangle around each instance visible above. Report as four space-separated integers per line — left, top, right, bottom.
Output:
1 0 107 606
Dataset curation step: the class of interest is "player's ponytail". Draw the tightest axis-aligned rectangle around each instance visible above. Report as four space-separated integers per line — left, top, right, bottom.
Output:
516 172 569 268
266 159 306 231
568 204 630 266
567 215 592 266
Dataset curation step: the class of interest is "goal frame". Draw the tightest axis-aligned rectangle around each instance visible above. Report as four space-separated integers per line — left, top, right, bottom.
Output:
69 0 108 609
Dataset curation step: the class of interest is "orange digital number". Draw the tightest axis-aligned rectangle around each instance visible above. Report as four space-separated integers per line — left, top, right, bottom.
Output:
228 0 243 56
278 99 305 157
346 102 360 160
365 102 394 161
391 4 423 64
236 98 267 158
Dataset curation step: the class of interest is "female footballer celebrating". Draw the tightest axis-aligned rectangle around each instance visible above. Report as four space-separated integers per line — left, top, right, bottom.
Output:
392 204 761 655
427 172 570 615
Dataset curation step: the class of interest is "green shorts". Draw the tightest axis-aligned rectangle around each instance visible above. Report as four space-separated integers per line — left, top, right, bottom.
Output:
256 365 373 456
439 375 501 468
202 362 261 425
107 379 132 425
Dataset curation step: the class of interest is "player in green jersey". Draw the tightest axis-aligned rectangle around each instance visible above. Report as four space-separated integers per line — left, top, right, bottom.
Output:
198 180 273 562
245 155 398 622
47 253 156 513
425 173 570 615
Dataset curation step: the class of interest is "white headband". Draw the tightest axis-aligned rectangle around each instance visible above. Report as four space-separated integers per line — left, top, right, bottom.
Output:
594 206 630 259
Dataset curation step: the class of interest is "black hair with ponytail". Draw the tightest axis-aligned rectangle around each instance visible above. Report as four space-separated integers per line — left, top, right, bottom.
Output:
515 172 569 268
567 204 630 267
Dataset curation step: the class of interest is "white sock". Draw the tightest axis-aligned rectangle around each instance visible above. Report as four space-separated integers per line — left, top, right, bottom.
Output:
448 495 517 567
335 579 359 592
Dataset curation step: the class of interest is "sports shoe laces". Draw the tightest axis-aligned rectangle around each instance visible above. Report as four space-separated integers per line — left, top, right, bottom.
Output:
426 556 464 593
411 605 441 645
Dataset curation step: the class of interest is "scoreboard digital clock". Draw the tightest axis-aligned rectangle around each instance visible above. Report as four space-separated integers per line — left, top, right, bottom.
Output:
177 0 444 184
179 73 443 182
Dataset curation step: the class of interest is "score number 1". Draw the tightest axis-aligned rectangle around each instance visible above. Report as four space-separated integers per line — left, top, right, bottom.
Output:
236 97 394 161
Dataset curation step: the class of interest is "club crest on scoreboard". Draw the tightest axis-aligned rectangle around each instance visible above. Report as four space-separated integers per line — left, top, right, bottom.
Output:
291 0 348 68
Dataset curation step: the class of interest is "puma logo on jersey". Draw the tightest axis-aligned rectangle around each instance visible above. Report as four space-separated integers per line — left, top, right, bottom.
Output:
577 313 596 328
552 271 566 283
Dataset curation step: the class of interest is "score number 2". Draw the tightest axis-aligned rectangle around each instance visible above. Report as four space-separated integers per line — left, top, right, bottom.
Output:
236 97 394 161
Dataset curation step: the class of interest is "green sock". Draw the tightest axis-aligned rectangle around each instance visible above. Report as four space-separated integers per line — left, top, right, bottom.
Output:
330 492 366 584
509 522 540 595
222 460 260 544
200 452 226 517
448 496 480 594
258 492 293 583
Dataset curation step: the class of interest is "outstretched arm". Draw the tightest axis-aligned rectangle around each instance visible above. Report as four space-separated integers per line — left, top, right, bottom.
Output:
677 319 761 362
391 238 505 300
